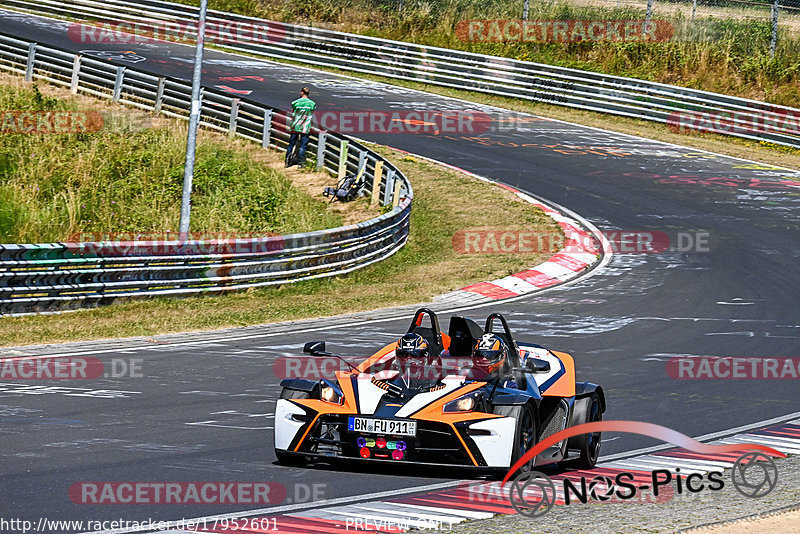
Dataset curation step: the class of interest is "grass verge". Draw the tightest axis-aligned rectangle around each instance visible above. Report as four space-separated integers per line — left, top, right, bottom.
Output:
0 75 346 243
0 79 563 347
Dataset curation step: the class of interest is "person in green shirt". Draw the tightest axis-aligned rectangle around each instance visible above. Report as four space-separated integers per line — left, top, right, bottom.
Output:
285 86 316 168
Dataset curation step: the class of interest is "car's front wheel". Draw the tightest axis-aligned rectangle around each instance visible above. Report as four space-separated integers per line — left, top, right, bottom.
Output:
494 404 537 475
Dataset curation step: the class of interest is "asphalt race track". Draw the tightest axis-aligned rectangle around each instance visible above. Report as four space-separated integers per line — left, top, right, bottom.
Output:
1 8 800 532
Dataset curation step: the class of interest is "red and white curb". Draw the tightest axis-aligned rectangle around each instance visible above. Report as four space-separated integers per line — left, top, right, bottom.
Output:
262 421 799 533
438 185 603 304
117 419 800 534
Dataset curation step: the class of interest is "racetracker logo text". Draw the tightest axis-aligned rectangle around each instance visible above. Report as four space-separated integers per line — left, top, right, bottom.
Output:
456 19 674 43
667 110 800 138
68 20 286 45
452 229 711 254
272 356 480 380
0 111 103 134
0 357 142 380
65 232 286 256
667 357 800 379
462 478 674 505
310 111 491 135
68 482 325 505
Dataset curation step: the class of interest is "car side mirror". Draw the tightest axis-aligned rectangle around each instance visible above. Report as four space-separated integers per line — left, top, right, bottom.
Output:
303 341 327 355
525 358 550 373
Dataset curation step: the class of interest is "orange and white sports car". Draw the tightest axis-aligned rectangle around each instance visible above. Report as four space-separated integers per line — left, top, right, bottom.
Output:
274 308 605 473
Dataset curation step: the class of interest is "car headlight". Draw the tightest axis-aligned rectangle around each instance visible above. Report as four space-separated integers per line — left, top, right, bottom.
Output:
443 392 480 413
320 385 343 405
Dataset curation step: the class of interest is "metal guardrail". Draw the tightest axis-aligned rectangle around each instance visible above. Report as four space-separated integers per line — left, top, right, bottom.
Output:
0 33 412 316
2 0 798 148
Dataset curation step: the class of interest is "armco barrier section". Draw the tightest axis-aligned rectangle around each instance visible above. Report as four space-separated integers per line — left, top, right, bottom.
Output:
0 33 412 315
1 0 799 148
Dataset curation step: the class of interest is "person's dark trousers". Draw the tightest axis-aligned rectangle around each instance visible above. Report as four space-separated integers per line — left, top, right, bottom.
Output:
286 132 311 167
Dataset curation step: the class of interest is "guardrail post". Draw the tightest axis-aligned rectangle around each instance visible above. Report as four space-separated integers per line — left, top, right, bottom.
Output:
154 77 165 113
371 160 383 205
392 179 402 208
338 140 349 179
112 66 125 103
25 43 36 82
383 169 396 206
262 109 272 148
358 150 367 172
229 98 240 137
70 55 81 95
316 131 327 171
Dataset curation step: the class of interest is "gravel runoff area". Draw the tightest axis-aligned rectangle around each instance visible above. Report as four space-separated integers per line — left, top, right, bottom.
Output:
422 455 800 534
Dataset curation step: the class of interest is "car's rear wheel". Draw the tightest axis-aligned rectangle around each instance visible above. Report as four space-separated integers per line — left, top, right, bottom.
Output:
494 404 537 475
568 394 602 469
276 388 311 466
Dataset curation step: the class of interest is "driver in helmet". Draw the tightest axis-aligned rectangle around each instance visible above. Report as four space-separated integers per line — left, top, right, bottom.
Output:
394 332 442 381
471 333 518 388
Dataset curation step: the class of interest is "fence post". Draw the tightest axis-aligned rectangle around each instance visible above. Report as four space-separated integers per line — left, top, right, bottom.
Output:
25 43 35 82
112 66 125 103
262 109 272 148
229 98 240 137
338 140 349 179
371 160 383 205
316 131 327 171
70 55 81 95
523 0 529 20
392 179 402 208
358 150 367 173
154 77 165 113
770 0 779 59
383 169 396 206
645 0 653 29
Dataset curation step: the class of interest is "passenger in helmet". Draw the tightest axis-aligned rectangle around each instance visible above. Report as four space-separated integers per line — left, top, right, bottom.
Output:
471 333 517 388
394 332 442 383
